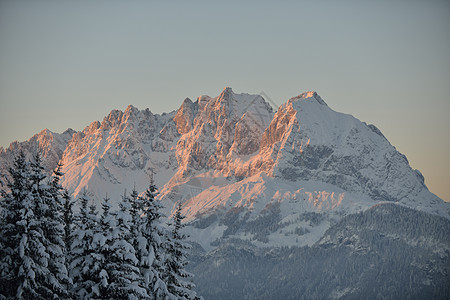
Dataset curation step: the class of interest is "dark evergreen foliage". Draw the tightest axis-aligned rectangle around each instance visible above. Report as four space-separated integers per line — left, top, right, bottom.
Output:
164 202 198 299
62 189 74 253
67 183 198 299
0 151 199 299
100 193 148 299
0 151 29 298
0 152 70 299
69 190 105 299
189 204 450 299
137 183 171 299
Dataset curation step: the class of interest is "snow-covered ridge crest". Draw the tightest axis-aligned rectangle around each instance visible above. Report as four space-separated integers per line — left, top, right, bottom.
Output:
55 87 276 201
60 104 175 200
170 87 274 181
0 128 75 175
289 91 327 106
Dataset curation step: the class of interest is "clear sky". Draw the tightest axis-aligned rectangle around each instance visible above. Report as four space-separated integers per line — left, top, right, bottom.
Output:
0 0 449 202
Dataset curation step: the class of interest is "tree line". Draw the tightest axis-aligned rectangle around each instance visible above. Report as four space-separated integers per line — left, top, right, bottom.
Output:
0 151 200 299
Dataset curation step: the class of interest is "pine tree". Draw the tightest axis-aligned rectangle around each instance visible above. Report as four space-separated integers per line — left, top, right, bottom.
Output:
0 152 72 299
98 194 112 297
44 160 71 298
62 189 74 257
138 182 172 299
0 152 72 298
70 190 104 299
0 151 29 298
164 202 198 300
100 192 148 299
129 186 141 242
15 184 52 299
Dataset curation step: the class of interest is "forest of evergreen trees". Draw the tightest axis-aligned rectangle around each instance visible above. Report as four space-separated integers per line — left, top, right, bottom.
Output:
0 151 201 300
188 203 450 299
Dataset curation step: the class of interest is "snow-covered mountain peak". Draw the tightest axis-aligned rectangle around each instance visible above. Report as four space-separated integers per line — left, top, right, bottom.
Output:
0 128 75 176
289 91 327 106
59 104 176 200
124 104 139 116
197 95 211 110
174 98 197 134
198 87 274 123
31 128 75 156
169 88 275 182
63 128 76 136
83 121 101 135
38 128 52 135
217 86 234 101
100 109 124 130
182 97 194 105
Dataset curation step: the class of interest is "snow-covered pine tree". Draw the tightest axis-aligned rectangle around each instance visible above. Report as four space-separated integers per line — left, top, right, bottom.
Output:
0 151 30 298
70 190 105 299
0 152 70 298
44 160 72 297
15 180 51 299
164 202 199 300
138 182 172 299
100 194 112 232
62 189 74 257
100 192 148 299
97 194 112 297
129 187 141 242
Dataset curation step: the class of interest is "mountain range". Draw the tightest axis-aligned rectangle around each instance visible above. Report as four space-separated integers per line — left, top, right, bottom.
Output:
1 87 449 298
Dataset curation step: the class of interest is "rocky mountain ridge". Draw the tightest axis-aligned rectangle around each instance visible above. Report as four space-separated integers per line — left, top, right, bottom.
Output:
1 87 448 251
0 128 75 178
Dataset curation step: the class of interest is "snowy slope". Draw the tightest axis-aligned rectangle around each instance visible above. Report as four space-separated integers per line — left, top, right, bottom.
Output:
180 172 377 251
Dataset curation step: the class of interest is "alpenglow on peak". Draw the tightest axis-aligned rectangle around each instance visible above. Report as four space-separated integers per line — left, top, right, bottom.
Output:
289 91 327 106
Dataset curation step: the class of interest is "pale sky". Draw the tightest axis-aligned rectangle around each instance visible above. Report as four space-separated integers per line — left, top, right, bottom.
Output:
0 1 449 202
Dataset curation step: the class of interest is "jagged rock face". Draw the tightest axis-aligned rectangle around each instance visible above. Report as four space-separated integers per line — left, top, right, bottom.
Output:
61 105 158 167
54 88 276 200
173 98 198 135
174 87 274 179
59 105 178 200
0 128 75 175
230 112 265 156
